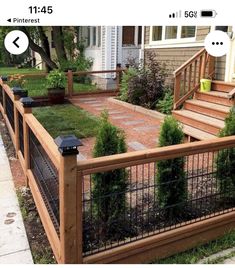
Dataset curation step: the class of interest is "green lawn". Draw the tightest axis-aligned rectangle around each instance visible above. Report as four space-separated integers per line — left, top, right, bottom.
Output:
153 229 235 264
0 67 44 75
33 104 99 139
1 67 99 96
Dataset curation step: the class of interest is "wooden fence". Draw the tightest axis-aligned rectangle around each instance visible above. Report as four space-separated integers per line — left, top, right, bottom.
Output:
1 79 235 263
6 67 126 99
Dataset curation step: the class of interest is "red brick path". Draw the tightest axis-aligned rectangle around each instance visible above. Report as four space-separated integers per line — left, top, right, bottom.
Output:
70 96 162 159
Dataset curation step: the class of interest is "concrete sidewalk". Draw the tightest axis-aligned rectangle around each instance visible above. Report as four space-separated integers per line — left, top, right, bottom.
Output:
0 134 33 264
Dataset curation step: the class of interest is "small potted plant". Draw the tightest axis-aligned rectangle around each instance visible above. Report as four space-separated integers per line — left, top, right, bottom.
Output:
46 70 66 104
9 74 27 88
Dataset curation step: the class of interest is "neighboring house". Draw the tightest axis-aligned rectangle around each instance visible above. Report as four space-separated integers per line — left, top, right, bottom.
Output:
77 26 143 70
33 26 235 88
143 26 235 86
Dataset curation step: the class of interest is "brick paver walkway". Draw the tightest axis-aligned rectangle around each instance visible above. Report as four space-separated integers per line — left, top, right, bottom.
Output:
70 96 162 159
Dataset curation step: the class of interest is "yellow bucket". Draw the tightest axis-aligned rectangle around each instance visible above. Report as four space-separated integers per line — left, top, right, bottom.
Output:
200 79 212 92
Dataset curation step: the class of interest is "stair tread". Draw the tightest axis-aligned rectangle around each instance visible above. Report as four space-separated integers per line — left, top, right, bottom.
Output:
197 91 228 98
213 80 235 87
185 99 230 113
183 125 216 140
173 110 225 128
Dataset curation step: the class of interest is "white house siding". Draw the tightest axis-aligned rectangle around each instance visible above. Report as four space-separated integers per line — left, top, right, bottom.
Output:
85 48 102 70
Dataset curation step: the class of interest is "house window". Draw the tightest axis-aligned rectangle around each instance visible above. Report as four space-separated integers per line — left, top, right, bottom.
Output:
152 26 162 41
122 26 135 45
91 27 96 46
165 26 177 39
97 26 101 47
151 26 196 44
87 27 90 47
215 26 228 32
138 26 142 45
181 26 196 38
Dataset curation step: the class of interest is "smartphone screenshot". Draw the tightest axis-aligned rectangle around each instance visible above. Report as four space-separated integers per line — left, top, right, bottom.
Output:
0 0 235 266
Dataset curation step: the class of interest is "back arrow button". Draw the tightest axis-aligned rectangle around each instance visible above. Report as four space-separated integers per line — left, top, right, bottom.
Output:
13 37 20 48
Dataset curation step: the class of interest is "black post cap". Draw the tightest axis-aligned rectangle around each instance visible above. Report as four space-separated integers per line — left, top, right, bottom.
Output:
12 87 28 97
116 63 122 68
54 135 83 156
0 76 8 82
20 97 34 107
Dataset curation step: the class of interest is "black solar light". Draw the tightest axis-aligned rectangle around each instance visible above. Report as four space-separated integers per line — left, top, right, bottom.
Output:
54 135 83 156
0 76 8 82
20 96 34 107
12 87 28 97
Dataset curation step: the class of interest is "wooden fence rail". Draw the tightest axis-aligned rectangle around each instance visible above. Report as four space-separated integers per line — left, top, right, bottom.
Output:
1 78 235 264
0 80 80 263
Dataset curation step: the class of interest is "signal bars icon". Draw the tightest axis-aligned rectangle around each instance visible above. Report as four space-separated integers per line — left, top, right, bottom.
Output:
169 10 181 18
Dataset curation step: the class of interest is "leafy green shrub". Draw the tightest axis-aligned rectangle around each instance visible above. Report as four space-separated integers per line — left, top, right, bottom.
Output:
216 107 235 196
119 67 138 101
127 51 167 109
92 112 128 237
156 90 174 114
156 116 187 217
46 70 66 89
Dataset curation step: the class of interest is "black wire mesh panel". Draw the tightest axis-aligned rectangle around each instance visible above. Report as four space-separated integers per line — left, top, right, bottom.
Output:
82 149 235 256
5 93 15 131
29 129 60 233
0 86 3 106
18 112 24 157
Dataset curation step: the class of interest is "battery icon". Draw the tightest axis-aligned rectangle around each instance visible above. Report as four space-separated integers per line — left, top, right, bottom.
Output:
200 10 217 17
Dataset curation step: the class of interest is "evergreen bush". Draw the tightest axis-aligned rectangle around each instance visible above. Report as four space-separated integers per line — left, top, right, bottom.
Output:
216 107 235 196
92 112 128 237
156 116 187 217
156 90 174 115
119 67 138 102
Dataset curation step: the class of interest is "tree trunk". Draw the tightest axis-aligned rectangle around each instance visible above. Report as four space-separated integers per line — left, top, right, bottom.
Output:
20 26 58 71
37 27 53 72
52 26 68 64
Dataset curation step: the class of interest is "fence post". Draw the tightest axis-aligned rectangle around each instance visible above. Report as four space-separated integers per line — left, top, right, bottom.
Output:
54 135 83 264
116 63 122 91
13 88 28 157
67 70 74 98
173 73 181 110
1 76 8 114
21 97 34 185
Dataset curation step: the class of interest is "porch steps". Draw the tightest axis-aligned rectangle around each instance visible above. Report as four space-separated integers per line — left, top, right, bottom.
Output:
212 80 235 93
195 91 233 106
173 110 225 135
173 80 235 140
184 99 230 120
183 125 216 141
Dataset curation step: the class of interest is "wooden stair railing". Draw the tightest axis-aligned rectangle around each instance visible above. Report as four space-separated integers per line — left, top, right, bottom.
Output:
173 48 215 110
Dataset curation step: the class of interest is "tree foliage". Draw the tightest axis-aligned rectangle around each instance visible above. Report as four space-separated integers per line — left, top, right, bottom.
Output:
92 112 128 237
216 107 235 196
126 51 167 109
156 116 187 217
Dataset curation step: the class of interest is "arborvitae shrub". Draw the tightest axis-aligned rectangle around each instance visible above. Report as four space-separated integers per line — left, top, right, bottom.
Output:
92 112 128 237
156 116 187 217
156 89 174 115
119 67 138 102
216 107 235 196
